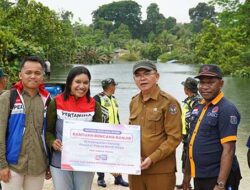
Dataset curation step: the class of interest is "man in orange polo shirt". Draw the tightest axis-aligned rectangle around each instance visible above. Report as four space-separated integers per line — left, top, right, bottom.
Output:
183 64 241 190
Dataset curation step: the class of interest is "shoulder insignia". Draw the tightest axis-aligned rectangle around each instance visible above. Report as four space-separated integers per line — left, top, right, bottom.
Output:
169 104 178 115
230 115 238 125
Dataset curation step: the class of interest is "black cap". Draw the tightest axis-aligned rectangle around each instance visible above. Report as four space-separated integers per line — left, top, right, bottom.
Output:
195 64 223 79
101 78 117 88
181 77 198 92
0 68 7 77
133 60 157 74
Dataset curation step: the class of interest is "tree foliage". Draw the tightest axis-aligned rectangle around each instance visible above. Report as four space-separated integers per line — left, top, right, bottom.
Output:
0 0 249 78
92 1 141 38
195 20 246 74
189 2 217 32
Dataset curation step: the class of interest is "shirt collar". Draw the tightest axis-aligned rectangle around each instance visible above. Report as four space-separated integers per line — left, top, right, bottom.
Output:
22 89 39 97
139 85 160 102
200 91 224 105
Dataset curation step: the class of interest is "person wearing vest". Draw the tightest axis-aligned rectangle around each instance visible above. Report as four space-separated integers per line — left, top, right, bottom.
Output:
176 77 200 190
0 68 8 190
46 66 102 190
0 56 51 190
94 78 129 188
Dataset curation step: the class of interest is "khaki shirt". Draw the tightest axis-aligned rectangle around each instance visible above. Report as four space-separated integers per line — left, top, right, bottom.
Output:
129 85 182 174
0 90 47 175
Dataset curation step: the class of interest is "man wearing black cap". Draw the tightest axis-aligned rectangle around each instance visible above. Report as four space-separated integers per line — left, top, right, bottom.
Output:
183 64 241 190
128 60 182 190
94 78 129 188
176 77 200 190
0 68 8 95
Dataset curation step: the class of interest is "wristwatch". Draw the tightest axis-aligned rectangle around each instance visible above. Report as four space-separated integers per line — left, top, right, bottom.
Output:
216 181 225 189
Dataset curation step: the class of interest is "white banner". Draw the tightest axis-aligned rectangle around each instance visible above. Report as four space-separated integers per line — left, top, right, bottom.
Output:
61 120 141 175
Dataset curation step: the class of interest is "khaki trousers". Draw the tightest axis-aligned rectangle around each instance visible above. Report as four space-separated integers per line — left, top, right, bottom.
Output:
1 170 45 190
129 172 176 190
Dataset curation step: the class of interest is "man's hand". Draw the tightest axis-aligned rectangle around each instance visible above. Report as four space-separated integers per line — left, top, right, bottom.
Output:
0 167 10 182
141 157 152 170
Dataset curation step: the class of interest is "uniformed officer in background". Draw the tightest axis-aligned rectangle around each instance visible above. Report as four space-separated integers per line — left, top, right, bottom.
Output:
94 78 129 188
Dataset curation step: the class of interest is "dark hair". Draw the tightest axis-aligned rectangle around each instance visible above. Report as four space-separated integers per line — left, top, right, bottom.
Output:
63 66 91 102
21 56 45 69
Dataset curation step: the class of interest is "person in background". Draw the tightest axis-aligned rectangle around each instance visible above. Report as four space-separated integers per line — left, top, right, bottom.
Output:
0 68 8 190
176 77 200 190
94 78 129 188
128 60 182 190
183 64 242 190
0 68 8 95
44 60 51 80
46 66 102 190
0 56 51 190
247 136 250 169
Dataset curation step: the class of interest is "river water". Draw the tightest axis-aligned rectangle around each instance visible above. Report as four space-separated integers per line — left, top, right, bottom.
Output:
51 60 250 189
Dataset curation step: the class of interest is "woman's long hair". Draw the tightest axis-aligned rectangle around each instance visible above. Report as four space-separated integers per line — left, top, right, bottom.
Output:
63 66 91 102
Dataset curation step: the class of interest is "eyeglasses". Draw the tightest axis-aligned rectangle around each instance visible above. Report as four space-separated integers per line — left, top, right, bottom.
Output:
134 71 156 79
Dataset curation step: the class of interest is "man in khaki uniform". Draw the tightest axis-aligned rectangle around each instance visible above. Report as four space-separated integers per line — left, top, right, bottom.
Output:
128 60 182 190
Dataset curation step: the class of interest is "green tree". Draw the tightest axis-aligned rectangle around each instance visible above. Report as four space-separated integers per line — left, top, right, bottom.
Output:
208 0 250 76
92 18 113 37
195 20 246 74
141 3 171 41
92 0 141 38
109 24 132 48
165 16 177 30
141 43 162 60
189 2 217 32
154 30 177 53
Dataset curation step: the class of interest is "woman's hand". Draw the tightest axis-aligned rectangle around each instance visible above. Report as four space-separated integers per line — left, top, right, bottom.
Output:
52 139 62 151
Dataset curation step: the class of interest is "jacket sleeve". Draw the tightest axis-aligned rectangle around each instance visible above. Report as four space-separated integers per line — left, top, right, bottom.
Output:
45 99 57 149
0 91 10 169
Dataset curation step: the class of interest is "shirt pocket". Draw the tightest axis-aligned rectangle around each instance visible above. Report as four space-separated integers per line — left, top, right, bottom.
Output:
199 117 218 136
147 110 163 134
129 114 138 125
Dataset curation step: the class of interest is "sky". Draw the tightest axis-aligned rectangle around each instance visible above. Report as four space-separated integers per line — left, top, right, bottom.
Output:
34 0 209 25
